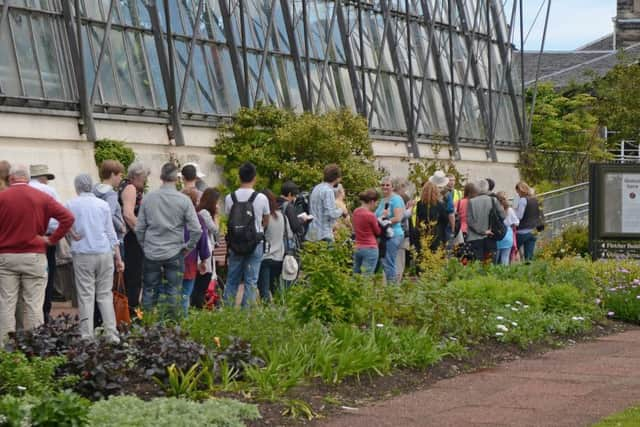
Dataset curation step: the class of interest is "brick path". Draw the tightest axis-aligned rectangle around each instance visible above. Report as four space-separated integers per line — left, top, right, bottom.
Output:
322 330 640 427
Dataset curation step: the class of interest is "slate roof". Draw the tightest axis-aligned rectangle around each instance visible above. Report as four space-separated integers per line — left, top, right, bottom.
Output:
514 35 640 88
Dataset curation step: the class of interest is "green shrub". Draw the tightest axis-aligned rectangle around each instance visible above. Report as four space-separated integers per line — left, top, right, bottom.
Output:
0 351 67 397
94 139 135 171
0 391 89 427
539 224 589 259
290 238 366 324
212 103 381 195
88 396 260 427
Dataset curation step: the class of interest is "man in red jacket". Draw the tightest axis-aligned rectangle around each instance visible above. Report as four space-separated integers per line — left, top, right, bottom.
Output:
0 164 74 345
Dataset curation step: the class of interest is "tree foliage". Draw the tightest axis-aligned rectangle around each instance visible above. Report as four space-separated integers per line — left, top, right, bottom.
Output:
94 139 136 171
520 83 610 186
212 103 381 195
593 60 640 146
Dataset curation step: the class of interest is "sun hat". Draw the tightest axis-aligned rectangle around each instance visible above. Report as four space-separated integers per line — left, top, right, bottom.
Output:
30 164 55 180
281 255 299 281
428 170 449 188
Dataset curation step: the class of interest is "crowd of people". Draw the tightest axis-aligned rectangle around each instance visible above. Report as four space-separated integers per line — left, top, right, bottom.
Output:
0 158 544 345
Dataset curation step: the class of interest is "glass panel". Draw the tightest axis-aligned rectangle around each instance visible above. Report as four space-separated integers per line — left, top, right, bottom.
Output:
110 30 137 105
32 14 64 99
0 12 22 97
125 32 154 107
143 34 167 108
87 26 120 104
10 12 43 98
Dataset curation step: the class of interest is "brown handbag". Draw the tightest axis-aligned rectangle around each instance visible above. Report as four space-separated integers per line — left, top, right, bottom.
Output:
113 272 131 325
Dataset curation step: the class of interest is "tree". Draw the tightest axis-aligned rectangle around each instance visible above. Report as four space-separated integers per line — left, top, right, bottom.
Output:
212 103 381 196
593 60 640 146
520 83 609 187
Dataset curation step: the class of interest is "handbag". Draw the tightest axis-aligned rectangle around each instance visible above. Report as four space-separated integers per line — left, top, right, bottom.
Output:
112 272 131 325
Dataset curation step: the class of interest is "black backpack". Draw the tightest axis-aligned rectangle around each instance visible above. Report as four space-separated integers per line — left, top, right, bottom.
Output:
488 198 507 241
227 191 260 255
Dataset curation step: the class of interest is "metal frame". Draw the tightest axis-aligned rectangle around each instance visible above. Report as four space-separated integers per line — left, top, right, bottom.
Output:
0 0 524 156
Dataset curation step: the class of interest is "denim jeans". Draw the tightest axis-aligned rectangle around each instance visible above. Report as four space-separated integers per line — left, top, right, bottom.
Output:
354 247 378 275
181 278 195 317
517 232 537 261
495 248 511 266
142 252 184 320
224 244 264 308
257 259 283 302
382 235 403 283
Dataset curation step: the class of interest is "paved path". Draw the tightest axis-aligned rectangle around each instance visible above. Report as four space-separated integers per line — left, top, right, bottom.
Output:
322 330 640 427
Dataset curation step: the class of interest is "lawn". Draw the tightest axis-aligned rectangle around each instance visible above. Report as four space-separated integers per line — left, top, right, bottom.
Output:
593 405 640 427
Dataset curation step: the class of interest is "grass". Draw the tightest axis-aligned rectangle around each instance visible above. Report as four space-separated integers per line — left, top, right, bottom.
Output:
593 405 640 427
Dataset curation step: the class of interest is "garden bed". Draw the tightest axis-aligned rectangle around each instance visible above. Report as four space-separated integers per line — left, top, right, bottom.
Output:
4 249 640 426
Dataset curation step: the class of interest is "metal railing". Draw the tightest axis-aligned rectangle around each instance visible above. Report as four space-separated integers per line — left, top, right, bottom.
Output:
537 182 590 241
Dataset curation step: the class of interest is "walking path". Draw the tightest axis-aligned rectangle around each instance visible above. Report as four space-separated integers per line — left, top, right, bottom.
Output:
322 330 640 427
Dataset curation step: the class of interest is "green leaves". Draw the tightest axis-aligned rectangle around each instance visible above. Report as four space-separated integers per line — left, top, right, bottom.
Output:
94 139 135 171
212 104 381 195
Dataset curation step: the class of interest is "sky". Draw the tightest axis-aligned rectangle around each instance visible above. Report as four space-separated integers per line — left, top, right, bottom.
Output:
504 0 617 51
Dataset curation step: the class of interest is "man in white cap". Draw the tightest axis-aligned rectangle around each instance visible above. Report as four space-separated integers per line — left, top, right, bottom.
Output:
28 164 62 323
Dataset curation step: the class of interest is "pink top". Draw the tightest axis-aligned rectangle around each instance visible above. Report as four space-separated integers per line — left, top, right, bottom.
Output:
457 198 469 234
353 207 381 249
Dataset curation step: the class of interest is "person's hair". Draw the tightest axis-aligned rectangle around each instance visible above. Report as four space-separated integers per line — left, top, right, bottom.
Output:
358 189 379 203
99 160 124 181
197 187 220 217
239 162 257 184
486 177 496 192
74 174 93 194
9 163 29 180
515 181 531 196
160 162 179 182
496 191 510 210
476 179 489 194
421 181 441 205
380 176 393 186
323 164 341 183
262 189 279 219
281 181 299 197
182 188 199 207
391 177 408 194
463 182 477 198
0 160 10 186
181 164 197 181
127 161 149 180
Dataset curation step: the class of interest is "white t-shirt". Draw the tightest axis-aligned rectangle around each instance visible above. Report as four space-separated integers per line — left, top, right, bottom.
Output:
224 188 270 233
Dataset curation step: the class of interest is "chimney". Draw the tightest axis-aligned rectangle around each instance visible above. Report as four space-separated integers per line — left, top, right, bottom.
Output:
616 0 640 48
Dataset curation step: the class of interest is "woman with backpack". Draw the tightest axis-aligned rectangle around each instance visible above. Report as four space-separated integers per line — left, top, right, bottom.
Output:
191 188 221 309
515 182 543 261
257 189 291 302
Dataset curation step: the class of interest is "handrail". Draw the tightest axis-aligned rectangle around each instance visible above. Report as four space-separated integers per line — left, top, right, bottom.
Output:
539 182 589 198
544 203 589 218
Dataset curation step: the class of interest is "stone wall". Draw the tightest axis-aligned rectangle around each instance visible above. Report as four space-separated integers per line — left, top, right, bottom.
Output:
0 112 521 202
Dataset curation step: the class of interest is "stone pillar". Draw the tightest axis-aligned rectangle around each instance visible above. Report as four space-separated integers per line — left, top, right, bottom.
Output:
616 0 640 48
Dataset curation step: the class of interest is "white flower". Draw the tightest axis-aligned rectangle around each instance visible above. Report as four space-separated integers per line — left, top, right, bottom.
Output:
571 316 585 321
511 322 518 327
496 316 504 321
16 386 26 392
449 337 458 341
496 324 509 332
495 332 504 337
505 304 511 308
595 298 602 305
376 323 384 328
515 301 523 306
636 295 640 300
511 307 519 312
607 311 615 317
523 305 529 309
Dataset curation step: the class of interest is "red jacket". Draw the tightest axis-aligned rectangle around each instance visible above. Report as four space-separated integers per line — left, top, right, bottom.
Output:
0 183 74 254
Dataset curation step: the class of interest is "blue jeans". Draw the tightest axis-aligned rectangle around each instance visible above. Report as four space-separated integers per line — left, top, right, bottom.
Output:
142 252 184 320
257 259 283 302
495 248 511 266
382 235 403 283
224 245 264 308
354 247 378 275
181 278 195 317
517 232 537 261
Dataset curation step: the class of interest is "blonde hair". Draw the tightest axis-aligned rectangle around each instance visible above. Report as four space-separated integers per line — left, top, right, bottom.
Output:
496 191 510 210
421 181 441 205
515 181 531 196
